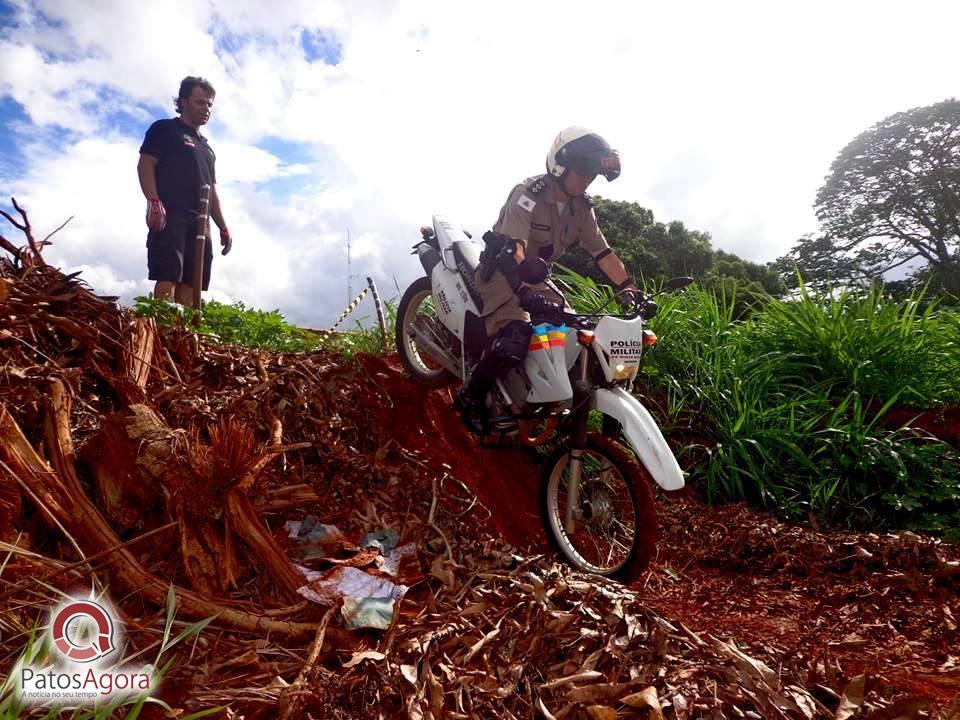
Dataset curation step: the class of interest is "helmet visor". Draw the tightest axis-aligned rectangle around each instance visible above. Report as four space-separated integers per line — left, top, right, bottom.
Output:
567 148 621 182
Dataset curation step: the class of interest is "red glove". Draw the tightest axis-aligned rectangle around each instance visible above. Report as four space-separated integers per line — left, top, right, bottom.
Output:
220 226 232 255
146 199 166 232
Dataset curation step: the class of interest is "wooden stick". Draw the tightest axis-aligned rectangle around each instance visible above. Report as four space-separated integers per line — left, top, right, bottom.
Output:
254 484 321 512
126 318 156 389
9 197 42 264
192 184 211 311
278 605 338 719
225 489 305 600
41 215 74 244
367 276 388 353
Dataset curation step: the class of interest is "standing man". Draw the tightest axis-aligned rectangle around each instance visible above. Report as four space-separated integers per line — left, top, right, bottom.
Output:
137 76 232 304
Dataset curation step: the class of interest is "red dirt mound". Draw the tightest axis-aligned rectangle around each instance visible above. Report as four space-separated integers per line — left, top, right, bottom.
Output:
354 353 960 707
350 353 546 551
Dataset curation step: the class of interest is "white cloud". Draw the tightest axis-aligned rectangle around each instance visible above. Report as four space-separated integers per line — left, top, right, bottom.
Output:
214 141 307 185
71 263 151 299
0 134 355 326
1 0 959 325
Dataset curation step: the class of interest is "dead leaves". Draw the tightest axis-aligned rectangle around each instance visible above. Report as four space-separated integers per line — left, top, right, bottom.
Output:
834 675 866 720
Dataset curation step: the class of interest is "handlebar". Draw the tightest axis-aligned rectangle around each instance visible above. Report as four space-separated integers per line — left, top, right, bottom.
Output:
557 276 693 324
534 280 686 328
535 303 651 330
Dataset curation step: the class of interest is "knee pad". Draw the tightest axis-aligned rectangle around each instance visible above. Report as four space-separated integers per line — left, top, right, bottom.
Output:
489 321 533 368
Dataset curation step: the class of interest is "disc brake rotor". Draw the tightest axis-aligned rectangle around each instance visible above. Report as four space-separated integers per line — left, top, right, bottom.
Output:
582 484 616 529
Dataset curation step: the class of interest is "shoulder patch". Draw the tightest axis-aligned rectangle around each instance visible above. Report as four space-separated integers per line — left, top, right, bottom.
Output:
581 192 594 208
526 175 548 196
516 194 536 213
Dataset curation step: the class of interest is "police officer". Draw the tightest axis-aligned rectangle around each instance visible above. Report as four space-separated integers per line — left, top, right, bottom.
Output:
454 127 638 434
137 76 232 304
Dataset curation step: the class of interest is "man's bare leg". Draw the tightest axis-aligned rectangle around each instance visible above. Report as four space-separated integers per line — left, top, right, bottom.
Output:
174 282 195 306
154 280 176 299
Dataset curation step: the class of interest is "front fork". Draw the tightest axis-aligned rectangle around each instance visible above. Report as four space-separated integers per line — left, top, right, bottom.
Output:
564 347 592 535
564 349 619 535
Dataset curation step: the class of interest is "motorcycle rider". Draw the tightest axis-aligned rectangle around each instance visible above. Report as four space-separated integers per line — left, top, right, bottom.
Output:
455 127 638 435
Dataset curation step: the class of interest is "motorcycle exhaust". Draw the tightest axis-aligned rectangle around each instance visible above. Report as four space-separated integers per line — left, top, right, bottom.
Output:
410 318 462 378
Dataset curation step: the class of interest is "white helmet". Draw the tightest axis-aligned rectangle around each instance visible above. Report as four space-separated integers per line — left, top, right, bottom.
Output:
546 127 621 182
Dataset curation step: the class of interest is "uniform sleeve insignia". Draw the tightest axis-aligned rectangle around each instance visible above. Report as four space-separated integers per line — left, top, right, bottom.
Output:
516 194 536 212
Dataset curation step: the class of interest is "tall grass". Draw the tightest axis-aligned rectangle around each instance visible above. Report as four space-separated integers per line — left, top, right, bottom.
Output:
554 266 960 536
752 284 960 407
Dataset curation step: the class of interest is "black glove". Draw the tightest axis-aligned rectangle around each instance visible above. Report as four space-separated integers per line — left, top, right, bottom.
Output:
617 288 641 311
517 287 566 323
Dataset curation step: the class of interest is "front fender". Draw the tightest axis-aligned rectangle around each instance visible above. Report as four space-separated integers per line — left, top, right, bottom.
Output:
592 388 685 491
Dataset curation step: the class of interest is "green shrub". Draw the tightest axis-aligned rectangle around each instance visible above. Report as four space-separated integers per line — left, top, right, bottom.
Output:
650 285 959 533
552 266 960 535
132 296 397 357
133 296 322 352
752 284 960 407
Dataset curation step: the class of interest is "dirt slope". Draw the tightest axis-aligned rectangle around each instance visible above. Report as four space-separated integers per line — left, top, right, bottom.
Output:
361 354 960 712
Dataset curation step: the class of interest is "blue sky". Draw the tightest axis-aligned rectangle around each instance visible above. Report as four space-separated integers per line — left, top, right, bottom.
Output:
300 28 342 64
0 0 957 325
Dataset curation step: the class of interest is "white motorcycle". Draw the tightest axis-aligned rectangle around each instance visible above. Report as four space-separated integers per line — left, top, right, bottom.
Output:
396 215 690 580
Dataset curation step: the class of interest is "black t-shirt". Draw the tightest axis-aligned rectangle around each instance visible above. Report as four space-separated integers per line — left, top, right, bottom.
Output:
139 118 216 218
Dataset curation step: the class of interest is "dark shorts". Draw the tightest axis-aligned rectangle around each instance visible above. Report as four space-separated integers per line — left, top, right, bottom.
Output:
147 216 213 290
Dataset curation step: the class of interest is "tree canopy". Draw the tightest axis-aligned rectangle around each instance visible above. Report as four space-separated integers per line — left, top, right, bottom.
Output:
562 196 782 307
779 98 960 295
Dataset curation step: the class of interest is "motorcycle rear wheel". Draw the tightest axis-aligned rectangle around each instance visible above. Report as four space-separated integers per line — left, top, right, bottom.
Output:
541 432 657 581
395 276 457 389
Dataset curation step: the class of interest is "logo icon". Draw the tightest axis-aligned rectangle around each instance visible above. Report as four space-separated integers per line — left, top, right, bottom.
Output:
50 600 115 663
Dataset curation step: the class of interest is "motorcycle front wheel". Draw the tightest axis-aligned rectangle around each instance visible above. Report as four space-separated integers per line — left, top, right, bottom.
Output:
541 432 657 581
395 276 457 389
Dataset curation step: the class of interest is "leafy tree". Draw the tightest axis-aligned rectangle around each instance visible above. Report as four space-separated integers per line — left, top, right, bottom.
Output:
561 197 783 300
780 98 960 295
595 198 714 281
708 249 783 296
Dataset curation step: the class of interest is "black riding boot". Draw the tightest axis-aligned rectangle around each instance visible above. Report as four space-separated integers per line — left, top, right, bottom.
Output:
454 357 498 436
453 320 532 436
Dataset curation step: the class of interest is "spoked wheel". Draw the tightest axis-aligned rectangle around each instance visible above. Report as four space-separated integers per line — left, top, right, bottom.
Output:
541 432 657 581
395 276 457 388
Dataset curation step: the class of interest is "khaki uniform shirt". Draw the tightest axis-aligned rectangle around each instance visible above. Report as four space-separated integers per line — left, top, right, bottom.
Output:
477 174 610 335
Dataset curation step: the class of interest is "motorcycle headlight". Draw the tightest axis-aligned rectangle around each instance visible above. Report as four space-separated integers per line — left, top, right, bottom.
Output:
612 363 639 380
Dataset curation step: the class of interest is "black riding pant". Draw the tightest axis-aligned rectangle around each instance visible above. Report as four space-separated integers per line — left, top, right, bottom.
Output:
462 320 532 399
